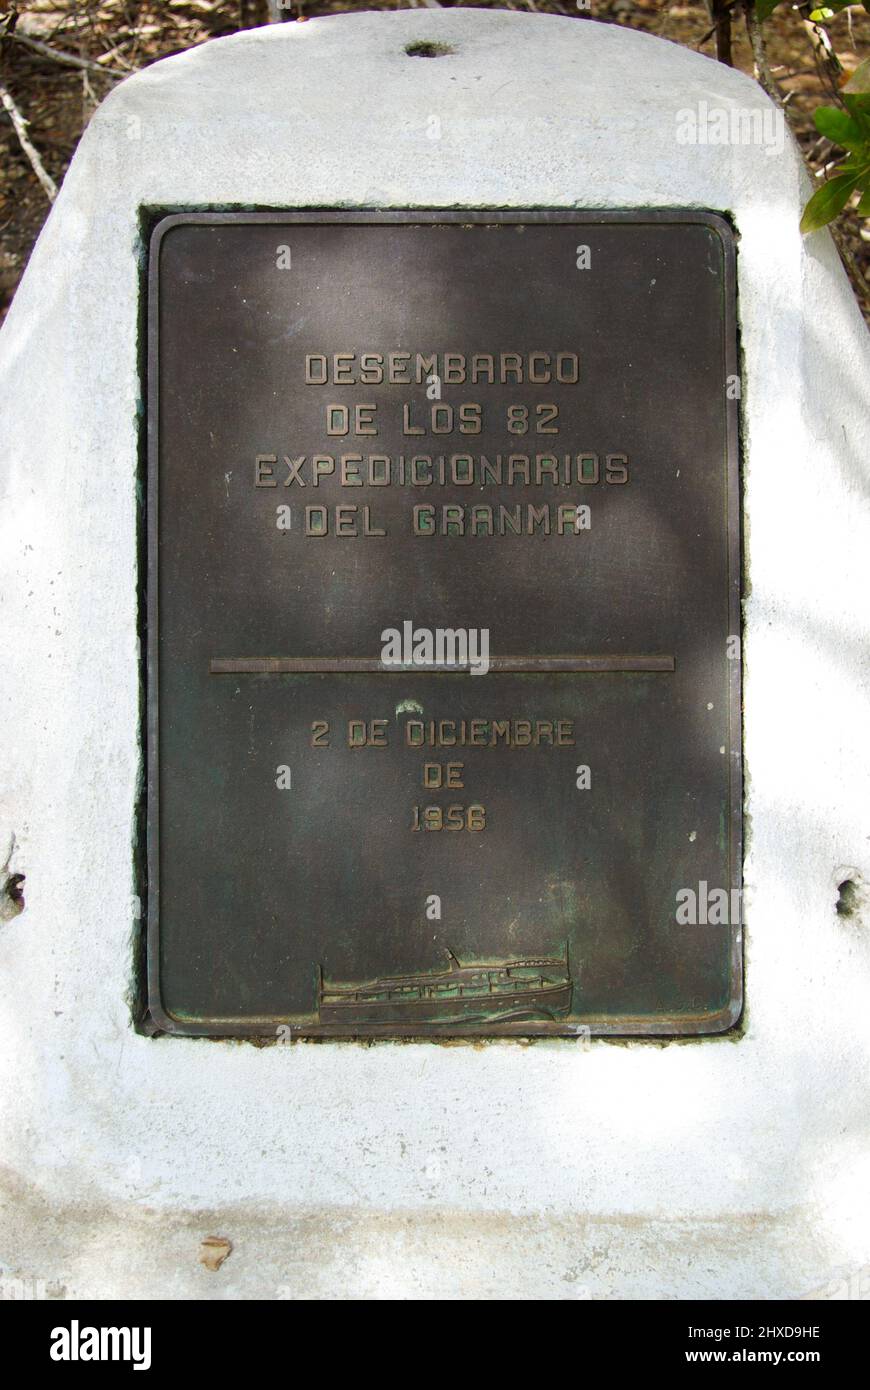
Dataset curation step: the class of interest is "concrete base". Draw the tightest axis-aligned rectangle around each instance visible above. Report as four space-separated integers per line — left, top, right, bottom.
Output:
1 10 869 1299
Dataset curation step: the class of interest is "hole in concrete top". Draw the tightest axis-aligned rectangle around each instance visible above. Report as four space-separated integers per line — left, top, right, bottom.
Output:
1 872 24 922
836 877 861 918
0 836 24 922
405 41 455 58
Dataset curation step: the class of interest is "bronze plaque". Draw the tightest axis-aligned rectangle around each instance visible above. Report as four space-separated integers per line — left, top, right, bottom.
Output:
146 211 741 1039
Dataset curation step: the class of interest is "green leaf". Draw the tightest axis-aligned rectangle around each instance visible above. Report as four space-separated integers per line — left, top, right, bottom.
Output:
857 186 870 215
843 94 870 127
813 105 867 149
806 0 853 14
755 0 784 20
844 58 870 94
800 174 860 232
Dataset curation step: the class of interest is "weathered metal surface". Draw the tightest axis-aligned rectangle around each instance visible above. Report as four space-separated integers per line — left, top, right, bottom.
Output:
146 211 741 1038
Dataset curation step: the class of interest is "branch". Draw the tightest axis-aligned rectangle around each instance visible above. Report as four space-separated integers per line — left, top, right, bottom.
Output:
711 0 734 66
0 79 58 202
743 2 785 108
827 213 866 296
697 0 742 53
801 16 843 102
6 30 130 81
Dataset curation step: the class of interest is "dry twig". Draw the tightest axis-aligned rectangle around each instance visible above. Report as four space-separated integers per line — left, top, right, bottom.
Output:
0 78 58 202
7 29 129 81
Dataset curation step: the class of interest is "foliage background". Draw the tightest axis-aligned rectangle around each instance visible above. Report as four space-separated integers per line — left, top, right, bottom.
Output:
0 0 868 324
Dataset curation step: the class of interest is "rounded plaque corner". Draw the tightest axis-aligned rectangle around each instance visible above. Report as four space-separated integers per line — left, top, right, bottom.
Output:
142 991 189 1038
695 209 738 256
147 211 194 261
711 991 744 1037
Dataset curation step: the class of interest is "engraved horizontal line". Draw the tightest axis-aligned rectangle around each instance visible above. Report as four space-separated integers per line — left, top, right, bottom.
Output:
209 656 676 675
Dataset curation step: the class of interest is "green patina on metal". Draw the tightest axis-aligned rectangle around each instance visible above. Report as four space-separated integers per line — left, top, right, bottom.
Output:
143 210 742 1041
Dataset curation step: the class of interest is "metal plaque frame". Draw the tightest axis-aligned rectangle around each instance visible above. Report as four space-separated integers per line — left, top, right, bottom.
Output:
145 209 742 1040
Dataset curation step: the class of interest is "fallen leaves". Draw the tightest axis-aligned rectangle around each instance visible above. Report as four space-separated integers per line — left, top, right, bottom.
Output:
198 1235 232 1271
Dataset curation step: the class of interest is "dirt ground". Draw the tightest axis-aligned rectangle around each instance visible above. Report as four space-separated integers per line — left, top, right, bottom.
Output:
1 0 868 324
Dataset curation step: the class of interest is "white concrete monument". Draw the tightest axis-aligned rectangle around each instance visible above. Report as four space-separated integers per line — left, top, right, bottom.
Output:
1 10 869 1299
